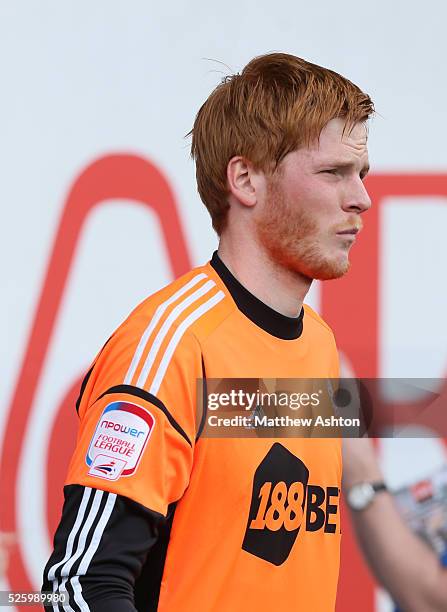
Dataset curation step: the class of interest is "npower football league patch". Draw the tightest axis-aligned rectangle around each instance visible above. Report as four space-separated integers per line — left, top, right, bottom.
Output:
86 401 155 480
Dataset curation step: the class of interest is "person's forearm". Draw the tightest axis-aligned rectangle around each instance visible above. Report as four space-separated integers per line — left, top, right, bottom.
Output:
348 489 447 611
343 438 447 611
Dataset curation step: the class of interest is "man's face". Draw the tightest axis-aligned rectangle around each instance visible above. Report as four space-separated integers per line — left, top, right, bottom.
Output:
255 117 371 280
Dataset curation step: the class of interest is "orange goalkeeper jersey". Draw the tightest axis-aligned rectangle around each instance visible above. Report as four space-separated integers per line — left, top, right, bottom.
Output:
43 252 341 612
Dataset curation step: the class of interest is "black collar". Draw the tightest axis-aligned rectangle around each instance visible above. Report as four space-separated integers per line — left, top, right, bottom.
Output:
210 251 304 340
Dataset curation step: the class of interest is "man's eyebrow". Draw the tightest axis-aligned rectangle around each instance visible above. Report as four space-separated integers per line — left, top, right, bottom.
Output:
318 160 370 176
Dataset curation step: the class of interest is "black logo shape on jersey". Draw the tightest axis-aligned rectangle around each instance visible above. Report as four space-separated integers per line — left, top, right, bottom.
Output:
242 442 309 566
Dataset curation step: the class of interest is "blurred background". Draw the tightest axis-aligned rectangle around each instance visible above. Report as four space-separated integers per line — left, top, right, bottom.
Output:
1 1 446 610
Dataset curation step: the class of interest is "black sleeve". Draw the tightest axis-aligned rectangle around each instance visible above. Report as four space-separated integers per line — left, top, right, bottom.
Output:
42 484 168 612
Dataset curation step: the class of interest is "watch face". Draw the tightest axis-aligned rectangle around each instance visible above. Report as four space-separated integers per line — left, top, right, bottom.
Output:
347 482 375 510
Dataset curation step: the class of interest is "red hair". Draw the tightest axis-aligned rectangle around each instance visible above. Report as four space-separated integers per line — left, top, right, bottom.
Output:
190 52 374 234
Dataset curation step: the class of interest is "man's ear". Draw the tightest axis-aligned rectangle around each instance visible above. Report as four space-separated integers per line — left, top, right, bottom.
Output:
226 156 261 208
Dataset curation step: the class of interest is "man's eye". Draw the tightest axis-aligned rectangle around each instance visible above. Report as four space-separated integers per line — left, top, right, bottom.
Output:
322 169 338 175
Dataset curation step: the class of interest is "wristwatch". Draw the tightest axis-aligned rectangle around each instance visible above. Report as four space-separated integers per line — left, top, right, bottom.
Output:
346 481 388 511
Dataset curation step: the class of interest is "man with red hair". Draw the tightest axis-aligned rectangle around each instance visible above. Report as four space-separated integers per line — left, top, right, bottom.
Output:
43 53 373 611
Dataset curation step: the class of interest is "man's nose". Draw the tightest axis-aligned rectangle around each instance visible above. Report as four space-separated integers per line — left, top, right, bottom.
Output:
342 179 372 214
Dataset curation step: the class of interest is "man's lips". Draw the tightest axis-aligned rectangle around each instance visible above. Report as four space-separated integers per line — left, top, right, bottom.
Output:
336 228 360 235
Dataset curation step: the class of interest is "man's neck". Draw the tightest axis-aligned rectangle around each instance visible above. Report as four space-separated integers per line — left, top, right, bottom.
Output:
217 238 312 318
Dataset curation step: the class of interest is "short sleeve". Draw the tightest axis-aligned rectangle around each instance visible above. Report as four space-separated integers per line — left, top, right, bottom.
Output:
66 314 203 516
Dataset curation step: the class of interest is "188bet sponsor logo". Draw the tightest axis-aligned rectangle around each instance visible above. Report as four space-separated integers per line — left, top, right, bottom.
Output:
243 443 339 565
86 400 155 480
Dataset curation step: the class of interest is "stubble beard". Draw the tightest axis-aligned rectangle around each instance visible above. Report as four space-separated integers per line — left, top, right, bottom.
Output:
255 177 350 281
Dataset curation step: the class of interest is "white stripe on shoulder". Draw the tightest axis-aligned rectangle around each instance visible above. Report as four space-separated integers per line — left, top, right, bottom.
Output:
149 290 225 395
124 272 208 385
136 279 217 389
70 493 117 612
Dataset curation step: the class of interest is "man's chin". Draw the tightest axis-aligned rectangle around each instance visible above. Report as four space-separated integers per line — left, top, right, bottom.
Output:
269 245 351 281
299 258 350 281
314 268 349 281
